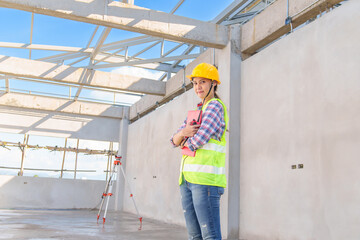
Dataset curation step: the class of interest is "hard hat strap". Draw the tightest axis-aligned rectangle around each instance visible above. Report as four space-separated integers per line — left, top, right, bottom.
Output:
202 81 214 106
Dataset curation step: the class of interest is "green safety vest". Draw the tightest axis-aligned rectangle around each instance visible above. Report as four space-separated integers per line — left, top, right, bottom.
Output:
179 98 229 188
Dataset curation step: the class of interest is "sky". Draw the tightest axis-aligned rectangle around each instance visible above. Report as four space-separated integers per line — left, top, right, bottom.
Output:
0 0 233 180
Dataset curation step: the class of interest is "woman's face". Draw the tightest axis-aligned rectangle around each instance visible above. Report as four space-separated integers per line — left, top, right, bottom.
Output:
192 77 215 100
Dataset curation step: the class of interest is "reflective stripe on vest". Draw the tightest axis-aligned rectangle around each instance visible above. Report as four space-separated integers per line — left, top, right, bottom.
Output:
183 164 225 175
200 142 226 153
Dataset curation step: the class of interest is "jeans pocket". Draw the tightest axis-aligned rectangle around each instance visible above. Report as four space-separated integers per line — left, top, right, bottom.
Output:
218 187 225 196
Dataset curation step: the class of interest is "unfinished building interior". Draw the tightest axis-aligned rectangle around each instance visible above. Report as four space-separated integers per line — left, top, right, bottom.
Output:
0 0 359 239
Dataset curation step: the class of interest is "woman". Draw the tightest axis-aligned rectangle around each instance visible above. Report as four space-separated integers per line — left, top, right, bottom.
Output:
170 62 228 240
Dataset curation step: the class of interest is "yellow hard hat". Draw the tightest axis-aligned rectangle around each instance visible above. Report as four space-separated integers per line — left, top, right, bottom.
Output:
186 63 221 84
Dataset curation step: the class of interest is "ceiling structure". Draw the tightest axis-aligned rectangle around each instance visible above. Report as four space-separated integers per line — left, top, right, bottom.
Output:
0 0 275 108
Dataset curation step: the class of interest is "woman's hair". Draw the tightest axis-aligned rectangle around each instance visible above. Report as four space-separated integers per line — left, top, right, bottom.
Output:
214 85 220 99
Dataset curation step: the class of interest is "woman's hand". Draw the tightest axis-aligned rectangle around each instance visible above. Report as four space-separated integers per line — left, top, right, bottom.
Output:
172 121 200 147
181 121 200 138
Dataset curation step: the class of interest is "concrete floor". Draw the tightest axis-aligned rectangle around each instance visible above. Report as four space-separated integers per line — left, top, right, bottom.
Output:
0 209 188 240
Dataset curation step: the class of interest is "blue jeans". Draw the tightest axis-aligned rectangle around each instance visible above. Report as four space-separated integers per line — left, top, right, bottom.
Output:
180 179 225 240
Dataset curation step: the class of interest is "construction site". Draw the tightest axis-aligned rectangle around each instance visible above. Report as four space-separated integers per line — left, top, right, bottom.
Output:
0 0 359 239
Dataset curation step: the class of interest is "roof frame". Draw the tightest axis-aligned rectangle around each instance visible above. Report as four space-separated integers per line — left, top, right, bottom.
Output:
0 92 125 118
0 0 229 48
0 55 166 95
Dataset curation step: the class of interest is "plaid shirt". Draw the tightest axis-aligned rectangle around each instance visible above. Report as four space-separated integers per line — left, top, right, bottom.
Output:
171 100 226 151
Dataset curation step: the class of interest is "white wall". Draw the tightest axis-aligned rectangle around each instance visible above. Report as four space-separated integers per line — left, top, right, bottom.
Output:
0 175 114 210
239 1 360 239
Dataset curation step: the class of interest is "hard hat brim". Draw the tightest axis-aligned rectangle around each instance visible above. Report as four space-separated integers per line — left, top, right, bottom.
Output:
186 75 221 84
186 75 193 80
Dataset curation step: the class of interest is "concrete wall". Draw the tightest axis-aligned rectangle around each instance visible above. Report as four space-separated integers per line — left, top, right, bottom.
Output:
123 1 360 240
124 89 199 226
239 1 360 240
0 175 114 209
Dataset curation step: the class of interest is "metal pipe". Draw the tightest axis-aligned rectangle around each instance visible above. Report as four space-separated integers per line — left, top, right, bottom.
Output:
287 0 290 19
29 13 34 59
93 48 125 65
160 39 164 57
127 41 161 60
19 134 29 176
5 76 9 93
68 56 89 66
162 43 184 58
0 166 96 173
86 25 99 49
60 138 67 178
291 0 322 19
213 48 216 65
106 142 113 182
170 0 185 14
124 46 128 62
74 139 79 179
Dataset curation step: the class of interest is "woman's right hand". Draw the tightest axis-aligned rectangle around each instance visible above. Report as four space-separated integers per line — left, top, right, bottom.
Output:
181 121 200 138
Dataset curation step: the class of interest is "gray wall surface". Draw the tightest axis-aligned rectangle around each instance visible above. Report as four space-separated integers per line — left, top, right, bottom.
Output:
0 175 112 209
124 89 199 226
123 1 360 240
239 1 360 240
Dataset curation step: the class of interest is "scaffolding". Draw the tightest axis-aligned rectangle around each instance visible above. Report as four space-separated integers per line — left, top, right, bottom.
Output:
0 134 117 179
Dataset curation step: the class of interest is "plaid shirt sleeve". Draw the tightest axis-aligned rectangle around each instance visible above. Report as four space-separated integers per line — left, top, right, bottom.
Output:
170 118 187 147
187 101 225 151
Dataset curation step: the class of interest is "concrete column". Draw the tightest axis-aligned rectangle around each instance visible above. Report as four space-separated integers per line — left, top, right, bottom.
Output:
219 25 242 240
114 107 129 211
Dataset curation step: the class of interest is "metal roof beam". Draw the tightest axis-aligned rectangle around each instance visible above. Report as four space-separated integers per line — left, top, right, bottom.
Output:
211 0 253 23
91 53 199 69
0 55 165 95
90 27 112 61
170 0 185 14
0 92 125 118
0 0 228 48
0 42 92 53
